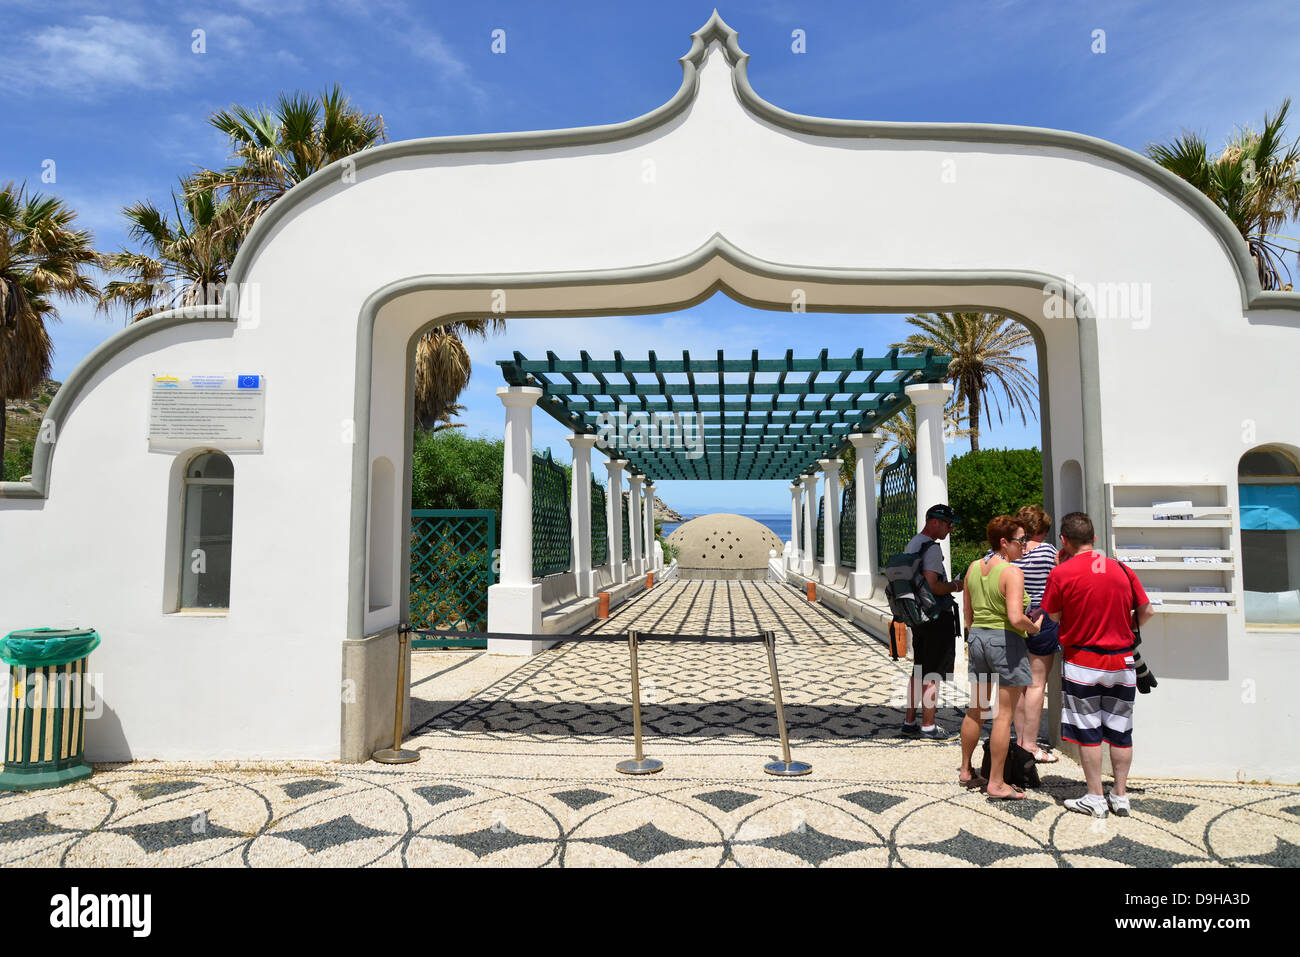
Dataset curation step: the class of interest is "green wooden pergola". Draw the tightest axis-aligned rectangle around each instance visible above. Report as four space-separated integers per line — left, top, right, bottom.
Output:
497 348 952 481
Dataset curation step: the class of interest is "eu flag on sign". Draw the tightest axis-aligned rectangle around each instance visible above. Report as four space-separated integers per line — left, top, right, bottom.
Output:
237 375 260 389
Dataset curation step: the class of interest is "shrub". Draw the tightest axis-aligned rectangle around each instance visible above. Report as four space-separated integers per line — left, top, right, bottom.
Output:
950 540 986 583
410 431 505 529
946 447 1043 551
2 439 35 483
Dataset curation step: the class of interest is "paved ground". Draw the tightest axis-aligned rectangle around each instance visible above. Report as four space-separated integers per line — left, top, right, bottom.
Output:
2 582 1297 867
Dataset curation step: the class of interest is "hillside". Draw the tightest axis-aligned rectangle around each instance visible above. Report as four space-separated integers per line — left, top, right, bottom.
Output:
4 378 59 451
3 379 59 480
654 498 685 523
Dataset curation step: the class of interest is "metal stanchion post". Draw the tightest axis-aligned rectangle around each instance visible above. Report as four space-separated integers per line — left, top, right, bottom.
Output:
616 630 662 775
762 629 811 776
373 625 420 764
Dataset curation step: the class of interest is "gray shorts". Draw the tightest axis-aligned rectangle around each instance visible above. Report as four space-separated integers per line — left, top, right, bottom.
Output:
967 627 1032 688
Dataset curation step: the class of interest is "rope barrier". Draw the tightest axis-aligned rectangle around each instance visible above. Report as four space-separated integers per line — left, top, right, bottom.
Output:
393 624 811 777
401 627 767 644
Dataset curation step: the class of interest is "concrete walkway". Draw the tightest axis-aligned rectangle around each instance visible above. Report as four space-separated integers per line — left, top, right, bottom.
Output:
2 582 1296 867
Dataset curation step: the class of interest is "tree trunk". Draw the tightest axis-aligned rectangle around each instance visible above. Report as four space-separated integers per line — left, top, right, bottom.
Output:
0 401 7 466
967 387 981 452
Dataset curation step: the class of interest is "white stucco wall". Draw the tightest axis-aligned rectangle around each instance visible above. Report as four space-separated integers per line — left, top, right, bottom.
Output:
2 32 1297 777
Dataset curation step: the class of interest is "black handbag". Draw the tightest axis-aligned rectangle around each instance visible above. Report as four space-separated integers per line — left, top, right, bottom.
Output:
979 739 1041 789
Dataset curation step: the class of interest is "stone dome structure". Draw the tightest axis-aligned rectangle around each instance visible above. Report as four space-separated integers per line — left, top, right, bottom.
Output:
667 514 782 580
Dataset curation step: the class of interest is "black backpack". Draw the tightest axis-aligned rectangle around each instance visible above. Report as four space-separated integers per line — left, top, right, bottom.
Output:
883 539 951 627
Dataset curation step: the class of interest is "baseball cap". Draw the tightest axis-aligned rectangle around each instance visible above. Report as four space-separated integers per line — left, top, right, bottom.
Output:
926 504 961 524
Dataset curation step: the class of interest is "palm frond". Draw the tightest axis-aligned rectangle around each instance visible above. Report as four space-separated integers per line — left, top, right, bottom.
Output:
1150 101 1300 289
0 182 99 408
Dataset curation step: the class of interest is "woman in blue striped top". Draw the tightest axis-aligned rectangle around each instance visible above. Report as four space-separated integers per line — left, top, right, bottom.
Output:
1012 505 1061 763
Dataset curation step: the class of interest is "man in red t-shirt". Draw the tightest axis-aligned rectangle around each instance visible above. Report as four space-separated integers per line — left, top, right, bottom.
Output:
1041 512 1154 818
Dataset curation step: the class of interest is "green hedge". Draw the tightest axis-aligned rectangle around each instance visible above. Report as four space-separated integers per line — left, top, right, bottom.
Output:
949 540 986 583
411 431 504 531
947 446 1043 551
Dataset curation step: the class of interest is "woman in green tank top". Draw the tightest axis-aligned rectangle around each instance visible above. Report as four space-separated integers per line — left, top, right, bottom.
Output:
967 558 1031 634
957 516 1044 800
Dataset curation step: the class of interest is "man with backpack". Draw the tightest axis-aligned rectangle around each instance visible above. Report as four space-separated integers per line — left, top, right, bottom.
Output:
897 504 964 740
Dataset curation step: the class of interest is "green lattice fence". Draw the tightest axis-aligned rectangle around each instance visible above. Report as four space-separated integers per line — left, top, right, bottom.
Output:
877 448 917 569
815 493 825 562
840 479 856 568
532 450 571 577
621 492 630 561
591 478 608 567
410 509 496 648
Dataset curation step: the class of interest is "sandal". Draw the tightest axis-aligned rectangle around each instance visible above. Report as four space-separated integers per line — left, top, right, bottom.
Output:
959 773 987 789
1032 748 1058 764
986 785 1027 801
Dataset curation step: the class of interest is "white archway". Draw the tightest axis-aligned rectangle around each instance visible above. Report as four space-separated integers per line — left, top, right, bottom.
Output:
3 13 1298 778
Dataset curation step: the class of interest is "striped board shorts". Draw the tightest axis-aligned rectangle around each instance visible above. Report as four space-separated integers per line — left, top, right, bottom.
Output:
1061 647 1136 748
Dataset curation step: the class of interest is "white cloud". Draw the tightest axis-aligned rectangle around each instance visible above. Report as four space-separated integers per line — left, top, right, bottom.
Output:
229 0 310 13
399 25 488 106
1 15 183 95
190 12 257 58
275 48 305 70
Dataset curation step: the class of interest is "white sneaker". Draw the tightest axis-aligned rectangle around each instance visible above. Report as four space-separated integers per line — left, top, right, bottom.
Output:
1064 794 1109 818
1107 792 1130 816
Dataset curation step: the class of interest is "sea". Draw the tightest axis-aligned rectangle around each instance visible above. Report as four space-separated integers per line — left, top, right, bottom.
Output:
660 513 792 540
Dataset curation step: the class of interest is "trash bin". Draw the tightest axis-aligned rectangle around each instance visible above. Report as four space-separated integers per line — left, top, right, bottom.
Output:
0 628 100 791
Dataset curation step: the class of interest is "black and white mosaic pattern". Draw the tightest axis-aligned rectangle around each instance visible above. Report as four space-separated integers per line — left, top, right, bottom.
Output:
2 767 1296 867
2 583 1296 867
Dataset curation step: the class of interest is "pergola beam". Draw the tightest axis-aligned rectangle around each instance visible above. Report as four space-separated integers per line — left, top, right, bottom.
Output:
506 353 946 376
499 349 950 481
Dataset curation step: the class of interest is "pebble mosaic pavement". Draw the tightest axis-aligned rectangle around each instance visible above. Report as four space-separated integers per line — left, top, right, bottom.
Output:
2 582 1297 867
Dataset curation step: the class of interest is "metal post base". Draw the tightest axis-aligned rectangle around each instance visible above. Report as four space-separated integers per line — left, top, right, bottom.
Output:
764 760 813 776
616 758 663 775
372 748 420 764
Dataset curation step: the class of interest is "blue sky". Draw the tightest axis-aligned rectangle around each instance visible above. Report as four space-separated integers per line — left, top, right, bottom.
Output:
4 0 1297 512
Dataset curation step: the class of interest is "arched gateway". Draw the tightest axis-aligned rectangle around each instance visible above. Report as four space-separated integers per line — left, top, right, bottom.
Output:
2 14 1297 778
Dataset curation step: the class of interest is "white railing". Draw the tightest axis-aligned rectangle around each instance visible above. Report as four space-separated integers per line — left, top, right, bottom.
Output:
768 551 787 581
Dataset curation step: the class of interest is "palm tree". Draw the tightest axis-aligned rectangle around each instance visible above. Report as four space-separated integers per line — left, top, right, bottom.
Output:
892 312 1037 452
874 396 975 470
195 84 500 430
0 183 100 455
190 83 388 240
838 395 973 480
98 180 243 322
1147 99 1300 290
414 318 506 431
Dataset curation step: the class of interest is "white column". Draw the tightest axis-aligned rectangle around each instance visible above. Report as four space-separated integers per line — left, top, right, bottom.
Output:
606 458 626 585
906 382 954 572
819 458 841 585
787 483 802 571
643 480 659 571
627 473 645 577
487 386 547 653
567 433 598 598
848 433 881 600
801 473 818 578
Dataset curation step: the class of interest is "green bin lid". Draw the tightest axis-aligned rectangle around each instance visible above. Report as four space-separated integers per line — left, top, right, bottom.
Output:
0 628 100 668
